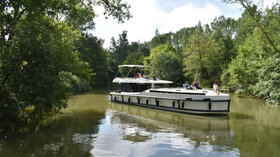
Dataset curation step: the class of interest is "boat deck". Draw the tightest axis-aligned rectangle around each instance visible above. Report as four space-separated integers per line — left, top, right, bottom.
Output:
112 88 230 101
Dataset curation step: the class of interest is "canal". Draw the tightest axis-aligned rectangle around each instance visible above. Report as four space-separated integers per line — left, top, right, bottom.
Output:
0 90 280 156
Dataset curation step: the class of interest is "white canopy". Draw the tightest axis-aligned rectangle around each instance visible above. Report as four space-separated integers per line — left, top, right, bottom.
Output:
112 77 173 84
118 65 150 68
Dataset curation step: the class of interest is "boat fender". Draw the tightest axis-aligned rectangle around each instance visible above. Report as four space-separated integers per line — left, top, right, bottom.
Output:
208 102 212 110
156 98 159 106
137 97 140 104
181 102 184 109
146 99 149 105
186 98 192 101
114 96 117 102
121 96 124 102
172 101 175 108
128 97 131 104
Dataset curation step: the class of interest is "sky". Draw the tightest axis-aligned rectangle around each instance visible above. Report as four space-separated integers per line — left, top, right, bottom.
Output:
91 0 279 48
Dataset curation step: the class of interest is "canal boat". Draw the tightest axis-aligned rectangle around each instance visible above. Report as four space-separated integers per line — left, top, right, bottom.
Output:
110 65 230 115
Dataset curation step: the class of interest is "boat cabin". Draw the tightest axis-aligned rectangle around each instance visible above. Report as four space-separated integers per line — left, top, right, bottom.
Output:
113 65 173 93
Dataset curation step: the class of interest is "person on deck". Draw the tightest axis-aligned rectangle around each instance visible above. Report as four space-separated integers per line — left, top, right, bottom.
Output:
213 82 220 95
138 73 143 78
194 81 202 89
152 75 158 80
183 81 192 89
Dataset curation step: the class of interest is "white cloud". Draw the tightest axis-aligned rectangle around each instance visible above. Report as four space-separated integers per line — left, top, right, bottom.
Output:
91 0 223 48
261 0 279 8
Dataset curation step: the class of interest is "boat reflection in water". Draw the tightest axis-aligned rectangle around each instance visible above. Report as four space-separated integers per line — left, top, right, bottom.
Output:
109 102 229 130
90 101 239 157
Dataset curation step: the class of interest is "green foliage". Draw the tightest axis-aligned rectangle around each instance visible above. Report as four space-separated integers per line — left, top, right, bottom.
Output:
109 31 151 80
78 34 110 88
222 3 280 104
123 53 144 65
210 16 238 66
224 28 268 94
184 27 224 86
0 15 91 122
110 30 130 67
68 73 91 94
145 43 176 65
173 27 196 57
0 0 132 125
0 0 131 40
147 44 183 84
149 31 173 48
253 56 280 105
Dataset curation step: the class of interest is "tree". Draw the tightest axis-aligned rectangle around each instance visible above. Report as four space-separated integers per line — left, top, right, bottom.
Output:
138 43 150 56
110 30 130 67
222 4 280 104
210 16 238 66
0 15 91 123
147 44 183 84
172 27 196 57
123 53 144 65
78 34 110 88
184 27 224 86
149 31 173 49
223 0 280 54
254 55 280 105
144 43 175 65
0 0 132 125
0 0 131 40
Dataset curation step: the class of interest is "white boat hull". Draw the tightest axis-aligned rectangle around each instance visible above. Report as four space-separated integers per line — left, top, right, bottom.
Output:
110 89 230 115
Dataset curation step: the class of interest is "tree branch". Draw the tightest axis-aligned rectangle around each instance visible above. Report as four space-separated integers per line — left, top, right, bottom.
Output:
0 8 27 41
0 73 9 90
239 0 280 54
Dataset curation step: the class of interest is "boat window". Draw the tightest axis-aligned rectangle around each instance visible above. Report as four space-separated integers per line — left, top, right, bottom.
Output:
120 83 150 92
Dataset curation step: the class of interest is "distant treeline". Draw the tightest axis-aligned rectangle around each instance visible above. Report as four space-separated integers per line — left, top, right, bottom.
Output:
0 0 279 126
109 3 280 106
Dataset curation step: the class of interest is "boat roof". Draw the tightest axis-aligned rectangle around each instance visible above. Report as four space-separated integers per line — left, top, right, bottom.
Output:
118 65 150 68
112 77 173 84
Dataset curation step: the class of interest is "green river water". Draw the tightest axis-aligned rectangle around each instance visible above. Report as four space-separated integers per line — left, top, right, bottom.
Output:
0 90 280 157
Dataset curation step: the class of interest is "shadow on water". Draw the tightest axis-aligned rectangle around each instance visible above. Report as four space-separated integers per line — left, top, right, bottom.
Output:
228 112 255 120
0 92 109 157
228 95 280 157
0 111 105 157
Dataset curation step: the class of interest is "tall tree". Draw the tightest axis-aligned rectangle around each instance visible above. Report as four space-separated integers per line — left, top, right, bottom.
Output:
0 0 132 124
172 27 196 57
210 16 238 66
149 31 173 49
110 30 130 66
78 34 110 88
0 15 91 123
123 53 144 65
146 43 184 84
184 27 224 86
222 4 280 105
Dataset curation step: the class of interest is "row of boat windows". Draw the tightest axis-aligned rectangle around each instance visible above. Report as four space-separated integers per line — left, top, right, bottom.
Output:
119 83 170 92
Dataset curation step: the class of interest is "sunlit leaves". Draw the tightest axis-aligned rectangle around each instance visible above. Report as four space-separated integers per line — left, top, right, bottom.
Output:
148 43 183 83
184 28 224 86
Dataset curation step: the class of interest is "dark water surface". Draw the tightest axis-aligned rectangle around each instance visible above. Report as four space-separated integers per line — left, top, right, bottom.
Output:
1 90 280 157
